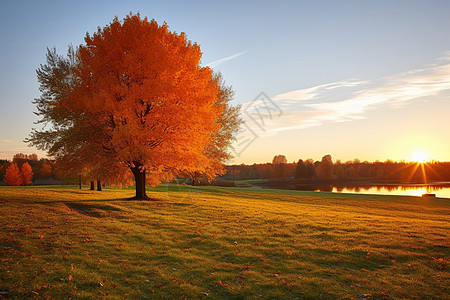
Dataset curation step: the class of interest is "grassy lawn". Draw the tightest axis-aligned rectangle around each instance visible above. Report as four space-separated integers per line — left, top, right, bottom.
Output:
0 185 448 299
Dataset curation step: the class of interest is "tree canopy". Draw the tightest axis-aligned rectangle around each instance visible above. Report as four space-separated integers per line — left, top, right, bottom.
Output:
27 14 240 199
272 155 287 165
316 154 334 180
3 163 22 186
3 162 34 186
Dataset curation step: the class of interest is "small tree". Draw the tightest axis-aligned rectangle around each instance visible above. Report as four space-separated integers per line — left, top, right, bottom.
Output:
294 159 306 179
316 154 334 180
304 159 315 178
272 155 287 178
3 163 22 186
20 162 34 185
272 155 287 165
335 165 345 180
12 153 28 167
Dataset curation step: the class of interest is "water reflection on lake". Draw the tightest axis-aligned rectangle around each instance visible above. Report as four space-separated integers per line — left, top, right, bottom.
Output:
315 184 450 199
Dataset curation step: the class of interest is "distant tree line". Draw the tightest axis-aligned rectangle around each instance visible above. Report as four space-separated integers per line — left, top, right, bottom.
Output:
223 154 450 183
0 153 117 187
1 153 55 185
4 153 450 186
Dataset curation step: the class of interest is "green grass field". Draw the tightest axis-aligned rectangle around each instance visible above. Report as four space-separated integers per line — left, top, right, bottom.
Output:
0 185 448 299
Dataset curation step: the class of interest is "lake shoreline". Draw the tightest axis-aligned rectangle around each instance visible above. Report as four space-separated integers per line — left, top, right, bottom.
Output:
260 178 450 187
255 178 450 198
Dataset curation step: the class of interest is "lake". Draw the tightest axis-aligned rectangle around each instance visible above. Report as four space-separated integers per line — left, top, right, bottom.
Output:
316 183 450 199
260 180 450 199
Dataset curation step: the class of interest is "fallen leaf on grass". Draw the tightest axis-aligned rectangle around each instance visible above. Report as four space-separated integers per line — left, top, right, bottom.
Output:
358 294 372 298
216 280 229 288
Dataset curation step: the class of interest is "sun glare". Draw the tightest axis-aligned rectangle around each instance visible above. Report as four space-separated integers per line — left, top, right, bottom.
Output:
410 150 429 163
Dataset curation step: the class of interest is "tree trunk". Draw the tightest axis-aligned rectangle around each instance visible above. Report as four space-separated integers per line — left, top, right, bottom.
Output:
90 181 95 190
191 177 199 186
79 175 82 189
190 171 200 186
97 179 102 191
130 163 149 200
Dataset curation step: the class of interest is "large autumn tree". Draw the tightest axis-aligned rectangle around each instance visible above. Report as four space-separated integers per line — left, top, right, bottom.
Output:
27 14 240 199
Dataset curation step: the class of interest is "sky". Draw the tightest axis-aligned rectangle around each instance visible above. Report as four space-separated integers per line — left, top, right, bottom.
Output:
1 0 450 164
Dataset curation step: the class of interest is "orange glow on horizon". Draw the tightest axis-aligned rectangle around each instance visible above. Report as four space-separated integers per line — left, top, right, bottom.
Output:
410 150 430 163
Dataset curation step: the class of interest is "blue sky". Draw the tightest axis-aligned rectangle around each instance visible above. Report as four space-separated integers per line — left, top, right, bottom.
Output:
1 0 450 163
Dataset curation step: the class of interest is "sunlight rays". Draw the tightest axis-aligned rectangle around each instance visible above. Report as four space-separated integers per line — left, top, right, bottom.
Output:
420 162 428 185
403 162 422 183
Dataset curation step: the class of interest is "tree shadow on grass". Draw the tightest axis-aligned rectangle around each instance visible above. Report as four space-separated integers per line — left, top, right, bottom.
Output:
64 202 123 218
32 190 166 204
62 197 192 218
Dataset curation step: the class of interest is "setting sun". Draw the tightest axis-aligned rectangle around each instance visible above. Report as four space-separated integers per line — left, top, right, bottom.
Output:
410 150 429 163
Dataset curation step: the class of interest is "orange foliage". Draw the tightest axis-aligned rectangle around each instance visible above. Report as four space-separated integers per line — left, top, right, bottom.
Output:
20 162 34 185
181 73 240 184
74 15 228 192
71 14 222 172
3 163 23 186
39 163 53 178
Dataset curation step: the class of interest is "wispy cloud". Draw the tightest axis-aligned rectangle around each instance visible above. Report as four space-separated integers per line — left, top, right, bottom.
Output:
242 54 450 134
0 139 12 143
273 80 366 103
205 51 247 68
